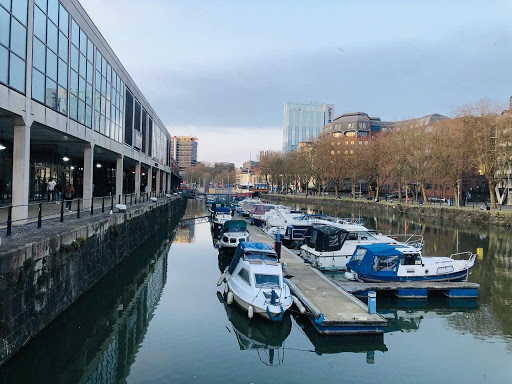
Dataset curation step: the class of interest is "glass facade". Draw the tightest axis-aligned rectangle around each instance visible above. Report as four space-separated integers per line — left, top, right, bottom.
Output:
282 102 334 152
0 0 28 93
1 0 173 170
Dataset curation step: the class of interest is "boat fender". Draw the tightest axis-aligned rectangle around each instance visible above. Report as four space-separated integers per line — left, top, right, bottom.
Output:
314 313 324 325
266 305 284 322
227 291 234 305
293 296 306 314
217 273 225 286
248 305 254 319
224 284 229 294
282 262 287 272
344 271 356 281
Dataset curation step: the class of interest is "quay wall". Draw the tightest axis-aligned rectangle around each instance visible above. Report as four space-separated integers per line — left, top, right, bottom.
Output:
0 197 187 366
266 194 512 228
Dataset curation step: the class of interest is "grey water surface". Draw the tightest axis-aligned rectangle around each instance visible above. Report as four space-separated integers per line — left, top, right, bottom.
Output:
0 199 511 384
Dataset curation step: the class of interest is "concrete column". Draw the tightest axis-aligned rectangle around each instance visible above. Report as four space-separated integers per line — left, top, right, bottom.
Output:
116 155 123 201
134 161 141 197
166 172 171 192
147 166 152 193
83 144 94 210
155 168 161 192
12 124 30 224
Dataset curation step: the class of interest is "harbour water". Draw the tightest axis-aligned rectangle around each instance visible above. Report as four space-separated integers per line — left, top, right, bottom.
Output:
0 199 511 383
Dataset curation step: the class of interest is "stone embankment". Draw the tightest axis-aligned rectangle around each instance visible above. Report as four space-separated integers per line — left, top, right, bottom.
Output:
267 194 512 228
0 196 187 366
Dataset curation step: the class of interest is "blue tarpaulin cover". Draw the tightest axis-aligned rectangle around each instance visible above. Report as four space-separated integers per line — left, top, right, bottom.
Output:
346 243 403 279
215 206 231 213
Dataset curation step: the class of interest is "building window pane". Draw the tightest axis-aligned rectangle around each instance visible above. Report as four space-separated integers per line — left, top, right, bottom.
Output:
59 5 68 36
0 0 10 12
86 61 92 82
95 50 101 71
79 53 86 78
47 0 58 24
69 93 77 120
57 58 66 87
0 45 7 84
12 0 28 26
0 7 9 47
9 53 25 92
46 20 57 52
57 86 66 114
58 31 67 61
70 44 78 70
94 111 100 131
78 75 85 101
45 47 57 80
10 18 26 59
79 28 86 53
71 19 78 47
45 77 57 109
85 105 92 127
33 6 46 42
35 0 47 14
94 89 100 111
32 37 45 72
78 100 85 124
70 69 78 95
86 82 92 105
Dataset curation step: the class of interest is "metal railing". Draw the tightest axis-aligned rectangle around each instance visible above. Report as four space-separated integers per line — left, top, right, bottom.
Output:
0 190 173 237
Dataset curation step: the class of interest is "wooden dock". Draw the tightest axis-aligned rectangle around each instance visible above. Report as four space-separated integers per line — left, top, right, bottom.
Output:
246 226 387 335
329 279 480 299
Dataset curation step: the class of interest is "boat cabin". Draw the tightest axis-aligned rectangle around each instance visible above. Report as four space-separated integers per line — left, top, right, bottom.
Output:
221 219 247 234
305 226 347 252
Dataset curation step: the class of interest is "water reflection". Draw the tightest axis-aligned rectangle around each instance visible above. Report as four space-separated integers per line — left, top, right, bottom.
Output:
0 222 176 384
280 198 512 350
217 291 292 366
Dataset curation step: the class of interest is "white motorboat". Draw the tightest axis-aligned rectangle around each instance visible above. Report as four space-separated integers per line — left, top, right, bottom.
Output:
345 243 476 282
218 241 293 321
299 224 423 271
218 220 250 252
239 198 261 217
211 206 232 231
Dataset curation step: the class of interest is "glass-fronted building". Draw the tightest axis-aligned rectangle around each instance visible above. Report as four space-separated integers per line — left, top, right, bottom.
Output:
282 102 335 152
0 0 181 222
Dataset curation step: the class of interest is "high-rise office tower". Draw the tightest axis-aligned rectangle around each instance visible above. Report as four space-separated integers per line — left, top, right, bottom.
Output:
282 102 335 151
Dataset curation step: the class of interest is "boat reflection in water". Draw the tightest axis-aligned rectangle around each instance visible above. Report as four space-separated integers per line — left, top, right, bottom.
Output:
217 292 292 366
292 314 387 364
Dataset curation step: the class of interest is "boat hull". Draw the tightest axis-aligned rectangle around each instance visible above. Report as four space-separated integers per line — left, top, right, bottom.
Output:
228 284 291 321
357 269 472 283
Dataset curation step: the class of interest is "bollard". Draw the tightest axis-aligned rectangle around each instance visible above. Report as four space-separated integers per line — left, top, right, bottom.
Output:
135 193 137 204
60 199 64 222
130 193 133 205
77 199 81 218
90 197 94 215
111 195 114 212
275 233 282 261
38 203 42 228
102 196 105 212
368 291 376 314
118 195 121 204
6 205 12 236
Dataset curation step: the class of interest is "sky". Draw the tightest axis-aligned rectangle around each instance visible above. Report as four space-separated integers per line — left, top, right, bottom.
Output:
81 0 512 167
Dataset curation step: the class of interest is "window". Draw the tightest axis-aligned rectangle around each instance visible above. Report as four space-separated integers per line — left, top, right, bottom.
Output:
351 248 367 265
373 255 399 272
401 254 421 266
9 53 25 92
238 268 250 285
255 274 280 288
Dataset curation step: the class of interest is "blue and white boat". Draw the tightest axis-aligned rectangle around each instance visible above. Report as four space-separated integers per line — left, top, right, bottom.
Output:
218 241 293 321
345 243 476 282
211 206 232 231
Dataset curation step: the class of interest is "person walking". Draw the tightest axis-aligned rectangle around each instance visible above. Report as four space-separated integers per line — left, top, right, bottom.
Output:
47 178 56 202
64 183 75 212
54 181 62 204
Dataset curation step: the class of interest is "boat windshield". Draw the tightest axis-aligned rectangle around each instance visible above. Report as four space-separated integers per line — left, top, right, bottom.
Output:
244 252 278 262
254 274 280 288
226 227 246 233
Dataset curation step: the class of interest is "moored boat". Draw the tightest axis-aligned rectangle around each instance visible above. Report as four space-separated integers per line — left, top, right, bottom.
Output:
211 206 232 231
218 241 293 321
218 220 250 253
345 243 476 282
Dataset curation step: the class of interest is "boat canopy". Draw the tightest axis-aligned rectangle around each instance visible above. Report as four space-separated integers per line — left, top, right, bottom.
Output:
227 241 278 274
221 220 247 233
306 226 347 252
215 206 231 214
346 244 403 279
